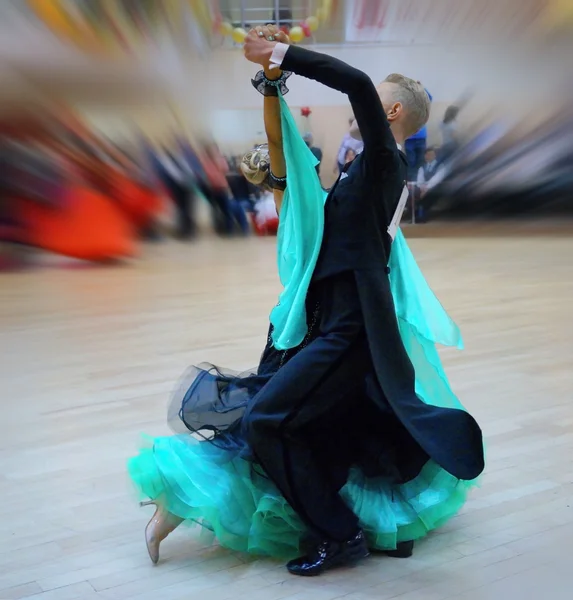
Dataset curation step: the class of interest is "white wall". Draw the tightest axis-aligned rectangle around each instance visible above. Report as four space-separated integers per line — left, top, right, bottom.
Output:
192 42 534 112
186 40 552 156
182 42 527 165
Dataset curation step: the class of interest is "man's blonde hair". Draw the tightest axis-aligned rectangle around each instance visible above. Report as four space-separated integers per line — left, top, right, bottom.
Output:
383 73 431 137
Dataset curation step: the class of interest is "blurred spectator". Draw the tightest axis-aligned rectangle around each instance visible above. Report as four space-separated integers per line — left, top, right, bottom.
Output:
227 158 259 211
405 88 432 181
201 143 251 235
176 137 219 223
336 118 363 174
416 147 439 191
1 110 166 262
200 142 234 234
303 133 323 176
344 148 357 165
225 161 254 235
415 147 442 222
148 142 196 239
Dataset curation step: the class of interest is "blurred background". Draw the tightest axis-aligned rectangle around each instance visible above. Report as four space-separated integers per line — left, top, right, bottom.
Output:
1 0 572 267
2 5 573 598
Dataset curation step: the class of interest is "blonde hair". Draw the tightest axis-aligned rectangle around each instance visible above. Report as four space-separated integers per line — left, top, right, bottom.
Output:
241 144 270 187
383 74 431 137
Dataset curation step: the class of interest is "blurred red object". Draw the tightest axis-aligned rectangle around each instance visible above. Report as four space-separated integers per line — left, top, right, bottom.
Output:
16 186 136 261
250 213 279 236
106 170 164 229
301 106 312 117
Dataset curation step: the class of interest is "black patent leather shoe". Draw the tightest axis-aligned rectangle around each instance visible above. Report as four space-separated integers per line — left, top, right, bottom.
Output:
371 540 414 558
287 530 370 576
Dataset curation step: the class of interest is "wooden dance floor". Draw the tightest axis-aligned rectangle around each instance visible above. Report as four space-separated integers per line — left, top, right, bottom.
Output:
1 232 572 600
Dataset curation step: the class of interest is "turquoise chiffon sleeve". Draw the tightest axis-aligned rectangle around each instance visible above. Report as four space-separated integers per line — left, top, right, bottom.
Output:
389 230 463 350
269 94 327 351
389 230 469 412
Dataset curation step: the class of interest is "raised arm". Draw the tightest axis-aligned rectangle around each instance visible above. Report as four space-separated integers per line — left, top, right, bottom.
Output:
250 27 290 213
262 69 286 213
244 34 396 169
281 46 395 161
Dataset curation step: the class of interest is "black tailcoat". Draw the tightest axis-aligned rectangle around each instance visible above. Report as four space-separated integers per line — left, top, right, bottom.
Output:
277 46 484 483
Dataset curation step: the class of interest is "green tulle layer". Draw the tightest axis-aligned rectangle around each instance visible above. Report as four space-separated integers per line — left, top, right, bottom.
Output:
128 434 477 560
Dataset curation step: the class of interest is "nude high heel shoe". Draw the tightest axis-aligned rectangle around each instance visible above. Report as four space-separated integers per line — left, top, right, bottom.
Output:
140 500 183 565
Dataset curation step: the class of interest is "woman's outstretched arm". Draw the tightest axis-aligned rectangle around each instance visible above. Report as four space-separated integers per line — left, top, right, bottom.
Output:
263 89 285 212
259 28 290 213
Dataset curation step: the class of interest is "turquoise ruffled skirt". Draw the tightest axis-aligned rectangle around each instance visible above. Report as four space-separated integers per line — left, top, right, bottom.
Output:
128 231 481 558
129 433 475 559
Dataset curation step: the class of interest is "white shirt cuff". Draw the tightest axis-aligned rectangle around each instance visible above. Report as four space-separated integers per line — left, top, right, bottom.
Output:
269 43 289 70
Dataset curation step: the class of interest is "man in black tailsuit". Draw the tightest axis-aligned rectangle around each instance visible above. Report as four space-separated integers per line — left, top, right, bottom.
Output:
242 30 484 576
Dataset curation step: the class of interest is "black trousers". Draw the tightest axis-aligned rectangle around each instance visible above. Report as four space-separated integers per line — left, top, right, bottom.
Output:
242 272 369 542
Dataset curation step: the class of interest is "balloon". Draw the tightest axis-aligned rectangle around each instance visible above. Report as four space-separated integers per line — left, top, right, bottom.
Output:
301 22 312 38
316 7 327 21
232 27 247 44
289 26 304 42
219 21 233 36
306 16 319 32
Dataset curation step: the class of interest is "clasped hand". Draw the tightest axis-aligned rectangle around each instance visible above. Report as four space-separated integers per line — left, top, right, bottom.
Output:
243 24 290 70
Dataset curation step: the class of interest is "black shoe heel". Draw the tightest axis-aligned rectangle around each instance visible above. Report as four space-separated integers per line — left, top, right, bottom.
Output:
385 540 414 558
